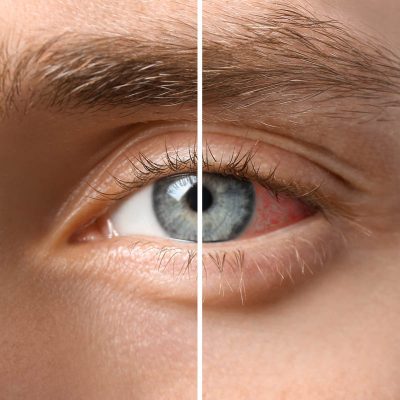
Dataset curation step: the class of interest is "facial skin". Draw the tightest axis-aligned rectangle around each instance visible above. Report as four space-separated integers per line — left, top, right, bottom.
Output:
0 1 399 400
203 1 400 399
0 1 197 399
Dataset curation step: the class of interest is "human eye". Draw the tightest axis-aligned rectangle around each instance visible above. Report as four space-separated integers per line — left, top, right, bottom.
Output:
60 120 356 306
70 136 315 248
78 165 312 244
76 165 312 245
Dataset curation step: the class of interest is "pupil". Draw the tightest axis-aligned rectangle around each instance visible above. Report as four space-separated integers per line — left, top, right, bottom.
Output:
186 184 213 212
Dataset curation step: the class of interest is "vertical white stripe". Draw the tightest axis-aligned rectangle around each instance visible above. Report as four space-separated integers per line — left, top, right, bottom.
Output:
197 0 203 398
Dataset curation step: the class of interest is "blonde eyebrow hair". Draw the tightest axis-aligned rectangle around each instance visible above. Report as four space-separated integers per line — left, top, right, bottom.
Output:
203 4 400 118
0 32 197 117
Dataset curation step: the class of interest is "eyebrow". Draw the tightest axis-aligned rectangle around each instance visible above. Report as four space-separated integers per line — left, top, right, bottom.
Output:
1 5 399 120
0 33 197 117
203 4 400 119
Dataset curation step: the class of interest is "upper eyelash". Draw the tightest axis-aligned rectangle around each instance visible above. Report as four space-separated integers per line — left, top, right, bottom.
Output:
88 146 197 200
203 144 362 221
203 143 324 210
88 143 353 221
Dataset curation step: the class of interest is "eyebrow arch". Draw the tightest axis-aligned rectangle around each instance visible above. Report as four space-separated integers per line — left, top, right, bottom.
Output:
0 33 196 117
203 4 400 119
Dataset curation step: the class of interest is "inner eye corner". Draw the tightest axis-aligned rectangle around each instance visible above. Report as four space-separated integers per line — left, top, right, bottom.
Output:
68 212 111 244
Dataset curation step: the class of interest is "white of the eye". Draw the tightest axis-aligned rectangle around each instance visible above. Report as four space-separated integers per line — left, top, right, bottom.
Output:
109 185 168 238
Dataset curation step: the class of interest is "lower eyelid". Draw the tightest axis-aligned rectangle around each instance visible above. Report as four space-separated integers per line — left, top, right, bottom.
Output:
58 212 342 306
202 213 346 306
46 236 199 303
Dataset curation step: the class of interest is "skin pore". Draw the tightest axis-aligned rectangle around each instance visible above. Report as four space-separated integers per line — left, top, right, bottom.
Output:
0 1 399 400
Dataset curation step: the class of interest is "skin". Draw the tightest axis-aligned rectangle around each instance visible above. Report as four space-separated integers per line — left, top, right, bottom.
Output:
203 1 400 399
0 1 399 400
0 1 196 399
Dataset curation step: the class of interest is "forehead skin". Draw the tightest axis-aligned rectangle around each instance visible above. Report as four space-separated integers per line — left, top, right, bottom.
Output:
205 0 400 48
0 0 195 42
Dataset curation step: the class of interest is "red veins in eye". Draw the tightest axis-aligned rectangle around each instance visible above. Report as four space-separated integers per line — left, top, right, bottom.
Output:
241 183 315 238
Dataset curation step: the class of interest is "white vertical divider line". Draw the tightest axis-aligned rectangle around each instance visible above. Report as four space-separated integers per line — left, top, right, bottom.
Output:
197 0 203 398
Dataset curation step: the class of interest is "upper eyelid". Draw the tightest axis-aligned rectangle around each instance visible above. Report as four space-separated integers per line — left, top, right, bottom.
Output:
89 144 331 215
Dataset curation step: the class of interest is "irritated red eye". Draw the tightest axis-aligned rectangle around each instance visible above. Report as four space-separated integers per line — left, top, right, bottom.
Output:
239 183 315 239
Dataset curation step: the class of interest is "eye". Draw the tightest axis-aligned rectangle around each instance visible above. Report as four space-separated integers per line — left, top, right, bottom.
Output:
90 172 314 243
197 134 352 304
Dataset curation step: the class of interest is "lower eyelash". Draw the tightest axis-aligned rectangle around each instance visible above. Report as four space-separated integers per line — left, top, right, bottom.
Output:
202 218 349 305
109 231 333 305
129 239 198 278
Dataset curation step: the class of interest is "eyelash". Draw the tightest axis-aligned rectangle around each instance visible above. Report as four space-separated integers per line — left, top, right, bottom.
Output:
89 143 329 217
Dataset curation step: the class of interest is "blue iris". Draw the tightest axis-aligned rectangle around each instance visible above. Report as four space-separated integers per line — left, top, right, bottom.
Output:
152 173 255 242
